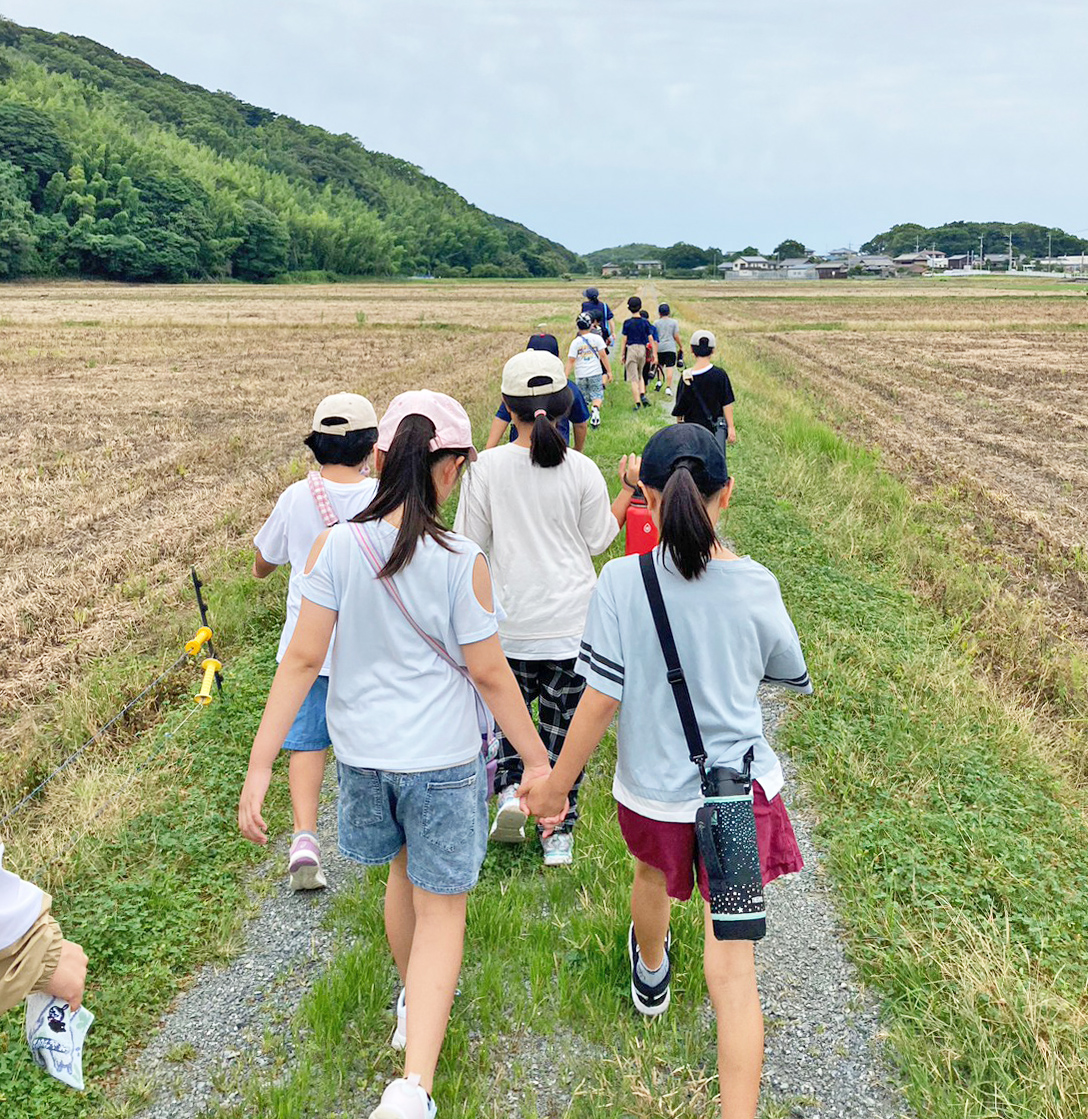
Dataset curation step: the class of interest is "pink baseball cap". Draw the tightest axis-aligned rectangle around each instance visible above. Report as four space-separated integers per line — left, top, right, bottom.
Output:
377 390 478 460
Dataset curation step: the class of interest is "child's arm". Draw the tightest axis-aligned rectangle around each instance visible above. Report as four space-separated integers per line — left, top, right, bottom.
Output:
461 555 551 791
253 548 278 578
484 415 508 450
239 535 337 845
523 686 619 824
723 402 736 443
565 354 576 377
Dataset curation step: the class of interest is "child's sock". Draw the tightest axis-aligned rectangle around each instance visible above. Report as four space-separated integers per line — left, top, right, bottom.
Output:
636 952 669 986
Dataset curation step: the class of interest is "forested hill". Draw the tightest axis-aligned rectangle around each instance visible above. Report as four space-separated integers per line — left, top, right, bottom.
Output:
861 220 1088 258
0 19 583 281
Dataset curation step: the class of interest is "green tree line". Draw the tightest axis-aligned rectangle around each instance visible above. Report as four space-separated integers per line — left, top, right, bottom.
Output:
860 220 1088 259
0 19 583 281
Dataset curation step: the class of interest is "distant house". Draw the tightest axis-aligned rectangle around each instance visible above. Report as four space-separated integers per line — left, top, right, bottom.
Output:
732 255 772 271
786 264 819 280
600 262 622 277
632 260 662 275
893 250 947 270
815 262 848 280
825 248 852 261
777 257 811 270
858 255 896 276
946 254 970 270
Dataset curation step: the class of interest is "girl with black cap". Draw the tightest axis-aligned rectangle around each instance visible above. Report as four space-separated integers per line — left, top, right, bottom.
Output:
524 424 811 1119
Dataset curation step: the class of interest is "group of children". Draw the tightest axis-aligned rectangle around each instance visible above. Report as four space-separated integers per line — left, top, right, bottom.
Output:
236 312 811 1119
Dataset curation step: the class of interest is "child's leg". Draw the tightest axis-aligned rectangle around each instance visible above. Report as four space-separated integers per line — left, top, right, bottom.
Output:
403 886 467 1093
630 858 671 969
535 660 585 830
492 659 538 793
288 748 327 834
384 847 413 984
702 903 763 1119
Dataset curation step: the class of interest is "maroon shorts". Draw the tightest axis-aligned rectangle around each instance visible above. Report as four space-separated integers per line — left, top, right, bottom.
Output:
616 781 804 902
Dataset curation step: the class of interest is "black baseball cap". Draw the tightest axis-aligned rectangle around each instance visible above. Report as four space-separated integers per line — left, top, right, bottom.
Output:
639 424 728 491
658 303 670 315
525 332 560 358
583 287 599 300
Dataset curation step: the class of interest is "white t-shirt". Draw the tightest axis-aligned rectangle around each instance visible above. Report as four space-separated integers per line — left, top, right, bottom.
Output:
254 475 378 675
0 841 45 953
567 332 607 379
577 550 812 821
300 520 499 771
454 443 619 660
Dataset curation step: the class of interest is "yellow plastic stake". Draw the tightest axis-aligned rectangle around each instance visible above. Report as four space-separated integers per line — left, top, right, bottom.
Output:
185 626 213 658
195 658 222 706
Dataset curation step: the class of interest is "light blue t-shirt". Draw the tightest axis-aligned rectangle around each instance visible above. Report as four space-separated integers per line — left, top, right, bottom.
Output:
301 520 499 772
577 549 812 820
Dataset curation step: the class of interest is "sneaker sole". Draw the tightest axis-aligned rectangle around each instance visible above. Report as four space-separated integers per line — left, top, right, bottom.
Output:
289 864 327 892
489 801 527 843
628 925 671 1017
542 852 573 866
369 1107 434 1119
390 1019 406 1050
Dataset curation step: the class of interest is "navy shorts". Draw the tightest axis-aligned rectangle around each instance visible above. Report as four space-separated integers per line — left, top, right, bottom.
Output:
283 676 331 752
336 754 488 895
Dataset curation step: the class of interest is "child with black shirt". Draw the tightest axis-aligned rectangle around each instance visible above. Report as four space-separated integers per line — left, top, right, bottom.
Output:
672 329 736 443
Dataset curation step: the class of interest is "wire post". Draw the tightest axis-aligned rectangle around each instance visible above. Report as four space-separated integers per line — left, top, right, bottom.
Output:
191 568 223 694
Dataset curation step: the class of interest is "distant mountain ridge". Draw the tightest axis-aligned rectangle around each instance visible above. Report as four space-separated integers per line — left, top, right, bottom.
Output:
0 19 583 280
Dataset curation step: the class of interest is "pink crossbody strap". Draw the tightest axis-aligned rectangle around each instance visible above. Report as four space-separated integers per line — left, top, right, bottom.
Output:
349 522 494 752
307 471 339 527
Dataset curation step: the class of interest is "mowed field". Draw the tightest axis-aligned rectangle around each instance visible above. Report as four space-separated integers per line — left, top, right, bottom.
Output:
0 280 579 807
3 275 1087 799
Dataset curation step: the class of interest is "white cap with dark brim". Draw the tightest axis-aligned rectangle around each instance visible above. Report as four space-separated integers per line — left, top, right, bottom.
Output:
501 350 568 398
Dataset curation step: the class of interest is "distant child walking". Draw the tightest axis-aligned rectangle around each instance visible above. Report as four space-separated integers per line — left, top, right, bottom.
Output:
525 424 811 1119
621 296 657 409
252 393 380 891
456 351 635 865
672 329 736 444
566 312 611 428
240 390 553 1119
653 303 682 395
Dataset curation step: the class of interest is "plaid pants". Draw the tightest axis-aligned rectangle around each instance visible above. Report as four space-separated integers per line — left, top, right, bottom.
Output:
495 658 586 832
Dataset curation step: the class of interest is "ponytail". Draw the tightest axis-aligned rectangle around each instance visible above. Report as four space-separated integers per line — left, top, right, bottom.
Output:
502 386 573 468
354 413 469 577
659 459 718 579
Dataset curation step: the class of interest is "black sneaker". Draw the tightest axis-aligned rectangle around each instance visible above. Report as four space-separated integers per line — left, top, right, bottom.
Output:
654 378 663 391
640 394 650 406
628 922 671 1017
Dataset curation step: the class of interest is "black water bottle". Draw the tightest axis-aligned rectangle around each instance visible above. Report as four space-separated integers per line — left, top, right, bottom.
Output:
695 766 766 941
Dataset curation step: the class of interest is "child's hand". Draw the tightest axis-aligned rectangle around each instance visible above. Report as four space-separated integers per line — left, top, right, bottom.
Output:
238 766 272 845
45 940 88 1011
514 764 551 799
619 454 642 490
521 778 568 825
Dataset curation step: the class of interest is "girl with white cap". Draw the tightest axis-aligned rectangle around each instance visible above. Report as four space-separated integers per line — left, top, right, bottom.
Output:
239 390 553 1119
456 350 637 866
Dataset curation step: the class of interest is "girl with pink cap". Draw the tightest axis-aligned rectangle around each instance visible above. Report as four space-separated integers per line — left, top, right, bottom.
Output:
239 390 553 1119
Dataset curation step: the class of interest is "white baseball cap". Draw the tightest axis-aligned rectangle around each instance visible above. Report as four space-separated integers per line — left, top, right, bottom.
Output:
311 392 378 434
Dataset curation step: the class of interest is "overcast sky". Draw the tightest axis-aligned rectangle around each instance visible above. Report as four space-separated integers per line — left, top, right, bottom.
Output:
3 1 1085 255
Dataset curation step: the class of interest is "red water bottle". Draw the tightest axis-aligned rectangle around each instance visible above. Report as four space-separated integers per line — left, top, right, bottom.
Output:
625 492 659 555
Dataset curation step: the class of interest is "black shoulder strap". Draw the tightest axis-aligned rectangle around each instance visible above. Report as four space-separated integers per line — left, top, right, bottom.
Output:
685 373 716 428
638 552 709 784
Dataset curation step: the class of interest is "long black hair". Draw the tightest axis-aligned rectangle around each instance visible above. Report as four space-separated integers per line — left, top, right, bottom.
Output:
501 385 573 468
353 414 470 578
658 457 723 580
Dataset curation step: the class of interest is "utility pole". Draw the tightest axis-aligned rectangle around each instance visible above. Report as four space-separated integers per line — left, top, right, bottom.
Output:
1007 229 1014 272
1048 230 1053 271
979 231 984 269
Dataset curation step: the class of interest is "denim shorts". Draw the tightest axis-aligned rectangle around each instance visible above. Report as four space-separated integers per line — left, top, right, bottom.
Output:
282 675 331 752
336 754 488 895
576 373 604 402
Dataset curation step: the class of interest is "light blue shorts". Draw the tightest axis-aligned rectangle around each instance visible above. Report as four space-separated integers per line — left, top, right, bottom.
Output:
576 373 604 402
336 754 488 895
282 676 331 752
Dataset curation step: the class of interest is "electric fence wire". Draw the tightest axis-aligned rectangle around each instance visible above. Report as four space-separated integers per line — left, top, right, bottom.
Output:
51 700 205 864
0 649 190 830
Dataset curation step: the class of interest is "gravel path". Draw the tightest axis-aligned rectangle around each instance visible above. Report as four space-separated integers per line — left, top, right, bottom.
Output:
121 690 912 1119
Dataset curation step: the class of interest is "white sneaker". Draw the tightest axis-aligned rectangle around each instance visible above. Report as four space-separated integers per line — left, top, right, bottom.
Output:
390 987 406 1049
369 1074 437 1119
489 785 527 843
590 406 601 428
665 387 673 397
288 832 327 892
541 831 574 866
